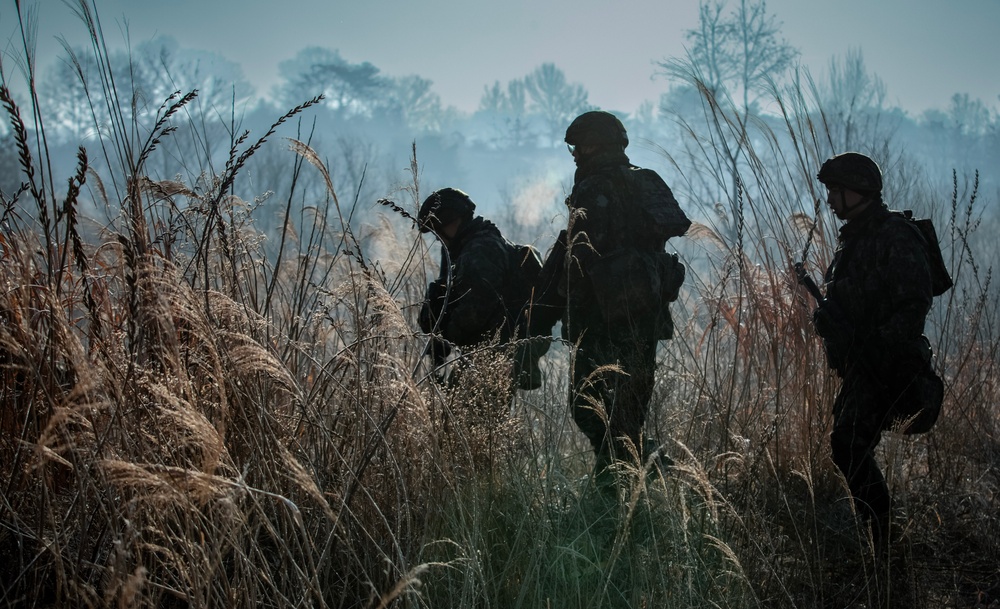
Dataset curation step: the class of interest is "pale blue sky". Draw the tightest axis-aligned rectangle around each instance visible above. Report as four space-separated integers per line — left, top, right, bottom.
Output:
4 0 999 116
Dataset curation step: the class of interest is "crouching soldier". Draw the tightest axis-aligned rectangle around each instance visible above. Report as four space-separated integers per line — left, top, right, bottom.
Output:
417 187 541 391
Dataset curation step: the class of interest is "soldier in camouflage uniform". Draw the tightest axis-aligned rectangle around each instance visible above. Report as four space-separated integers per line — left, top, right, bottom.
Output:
522 111 690 485
418 188 537 378
812 152 936 546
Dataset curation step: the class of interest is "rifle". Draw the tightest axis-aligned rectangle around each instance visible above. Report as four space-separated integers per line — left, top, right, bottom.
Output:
794 262 851 375
793 262 823 304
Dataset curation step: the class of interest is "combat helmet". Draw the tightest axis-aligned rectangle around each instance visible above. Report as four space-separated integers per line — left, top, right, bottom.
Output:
817 152 883 194
565 110 629 149
418 188 476 234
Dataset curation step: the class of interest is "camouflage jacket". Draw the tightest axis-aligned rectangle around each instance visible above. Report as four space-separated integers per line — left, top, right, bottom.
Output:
531 150 690 341
429 217 519 347
821 203 934 371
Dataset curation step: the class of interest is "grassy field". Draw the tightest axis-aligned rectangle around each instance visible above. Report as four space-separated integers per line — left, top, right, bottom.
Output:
1 10 998 609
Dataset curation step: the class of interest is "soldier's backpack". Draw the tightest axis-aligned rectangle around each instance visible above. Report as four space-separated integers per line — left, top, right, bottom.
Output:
621 167 693 243
883 211 951 434
895 210 953 297
587 167 691 339
423 238 541 347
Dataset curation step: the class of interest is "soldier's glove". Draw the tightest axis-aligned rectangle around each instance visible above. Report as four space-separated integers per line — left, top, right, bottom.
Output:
813 301 851 374
513 336 551 390
812 301 846 338
418 301 434 334
422 333 453 388
428 336 452 364
419 279 448 334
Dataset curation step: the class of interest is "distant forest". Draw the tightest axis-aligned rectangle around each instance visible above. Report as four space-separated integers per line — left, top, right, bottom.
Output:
1 2 996 248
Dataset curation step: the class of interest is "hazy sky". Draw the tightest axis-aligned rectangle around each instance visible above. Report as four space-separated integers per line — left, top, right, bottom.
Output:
4 0 1000 116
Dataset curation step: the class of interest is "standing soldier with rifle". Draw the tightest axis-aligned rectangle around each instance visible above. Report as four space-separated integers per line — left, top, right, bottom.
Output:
417 187 541 388
799 152 948 550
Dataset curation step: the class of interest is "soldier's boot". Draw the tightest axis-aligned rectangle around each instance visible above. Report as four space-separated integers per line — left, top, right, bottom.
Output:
591 449 617 499
871 503 909 555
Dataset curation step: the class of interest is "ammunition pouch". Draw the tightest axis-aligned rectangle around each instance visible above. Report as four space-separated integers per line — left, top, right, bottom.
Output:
589 249 685 340
813 300 852 374
880 336 942 434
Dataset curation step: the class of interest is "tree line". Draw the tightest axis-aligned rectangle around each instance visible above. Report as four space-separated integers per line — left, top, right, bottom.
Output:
1 0 996 225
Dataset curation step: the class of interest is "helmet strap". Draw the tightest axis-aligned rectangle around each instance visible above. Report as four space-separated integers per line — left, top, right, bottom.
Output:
839 189 876 218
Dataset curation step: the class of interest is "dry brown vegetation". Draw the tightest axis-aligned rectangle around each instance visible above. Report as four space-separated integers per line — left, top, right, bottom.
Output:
1 7 999 609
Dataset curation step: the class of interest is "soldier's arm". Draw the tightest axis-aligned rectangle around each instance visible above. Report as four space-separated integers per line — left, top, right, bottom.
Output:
639 170 692 240
567 177 616 274
440 237 509 346
520 231 568 338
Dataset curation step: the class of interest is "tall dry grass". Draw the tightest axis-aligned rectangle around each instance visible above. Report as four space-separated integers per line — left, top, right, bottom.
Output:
647 63 1000 608
1 5 998 609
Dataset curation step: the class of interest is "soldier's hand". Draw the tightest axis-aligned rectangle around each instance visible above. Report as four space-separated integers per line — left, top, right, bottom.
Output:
428 336 452 363
418 301 434 333
513 336 551 390
419 279 448 333
822 337 848 375
812 301 848 339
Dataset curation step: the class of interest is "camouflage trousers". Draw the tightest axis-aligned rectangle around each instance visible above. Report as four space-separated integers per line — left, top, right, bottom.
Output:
570 330 657 463
830 364 898 530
